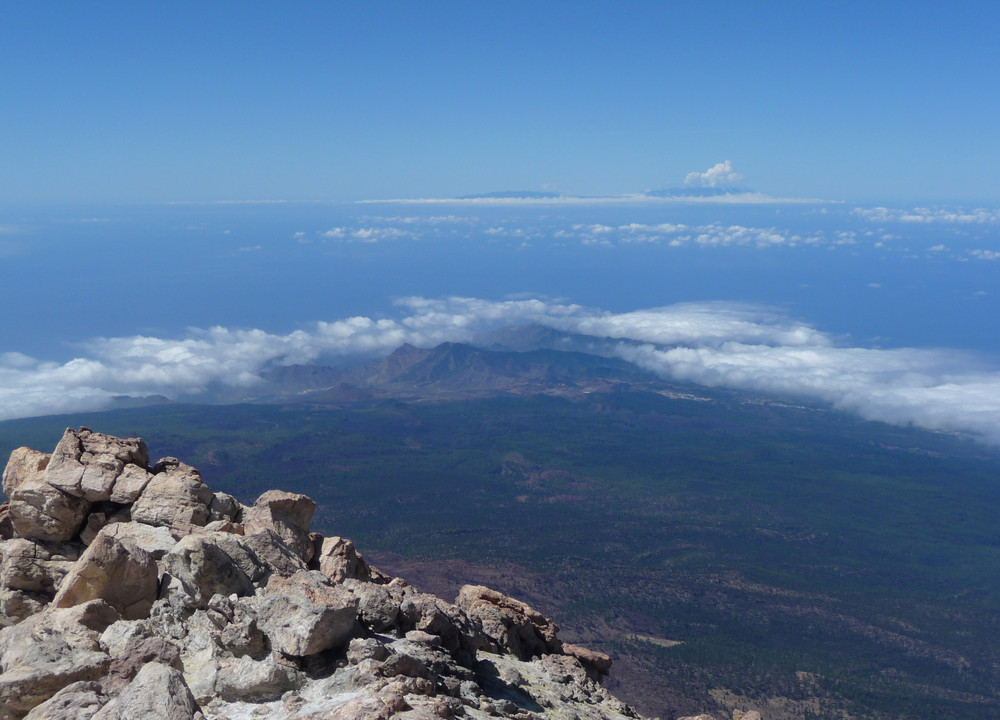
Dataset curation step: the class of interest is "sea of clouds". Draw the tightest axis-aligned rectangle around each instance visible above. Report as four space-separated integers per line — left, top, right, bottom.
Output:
2 296 999 444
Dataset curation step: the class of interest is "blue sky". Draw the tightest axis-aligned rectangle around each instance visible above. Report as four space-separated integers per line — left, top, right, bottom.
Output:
3 2 999 204
2 4 1000 442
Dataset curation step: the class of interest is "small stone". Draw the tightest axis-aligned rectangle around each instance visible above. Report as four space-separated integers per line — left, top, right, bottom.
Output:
347 637 391 664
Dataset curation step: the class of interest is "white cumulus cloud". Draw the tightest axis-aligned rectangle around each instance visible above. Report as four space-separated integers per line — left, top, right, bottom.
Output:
685 160 744 188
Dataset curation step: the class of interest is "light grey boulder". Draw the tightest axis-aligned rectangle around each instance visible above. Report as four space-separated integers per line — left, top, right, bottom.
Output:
51 525 158 621
399 587 483 656
343 577 405 632
107 464 153 505
98 619 152 659
0 647 111 719
2 447 51 498
92 522 175 562
21 681 107 720
207 492 241 523
214 654 302 702
6 451 90 544
0 600 119 668
256 570 358 657
0 601 118 720
161 534 256 605
190 533 271 584
0 539 81 624
456 584 562 660
242 490 316 563
7 480 89 545
563 642 614 682
101 662 202 720
317 535 373 583
130 458 212 530
101 636 182 695
43 428 148 503
240 527 308 578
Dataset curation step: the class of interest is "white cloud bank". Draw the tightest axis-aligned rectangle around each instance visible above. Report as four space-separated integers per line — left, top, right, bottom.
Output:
3 297 1000 444
570 222 827 248
854 206 1000 224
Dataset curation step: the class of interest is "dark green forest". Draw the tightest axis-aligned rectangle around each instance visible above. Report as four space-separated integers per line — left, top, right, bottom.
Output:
3 390 999 719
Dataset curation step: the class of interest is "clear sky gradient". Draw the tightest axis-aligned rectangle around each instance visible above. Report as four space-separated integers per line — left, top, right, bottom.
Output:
3 2 998 205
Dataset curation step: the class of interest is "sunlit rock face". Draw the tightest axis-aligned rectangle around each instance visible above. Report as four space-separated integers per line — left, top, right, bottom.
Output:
0 429 663 720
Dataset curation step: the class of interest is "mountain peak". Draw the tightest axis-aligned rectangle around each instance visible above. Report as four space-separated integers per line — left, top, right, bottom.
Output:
257 337 660 403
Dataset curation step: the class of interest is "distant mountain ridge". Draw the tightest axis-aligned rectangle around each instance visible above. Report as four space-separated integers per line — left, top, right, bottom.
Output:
259 333 661 403
455 188 758 201
643 186 751 198
458 190 564 199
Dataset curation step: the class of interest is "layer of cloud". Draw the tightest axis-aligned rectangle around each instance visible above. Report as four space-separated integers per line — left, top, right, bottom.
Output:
3 298 1000 445
685 160 743 188
322 227 413 242
569 222 826 248
359 192 827 205
854 206 1000 224
364 215 475 225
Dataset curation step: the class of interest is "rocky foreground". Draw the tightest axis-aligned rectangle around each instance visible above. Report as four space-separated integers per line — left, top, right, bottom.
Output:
0 428 726 720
